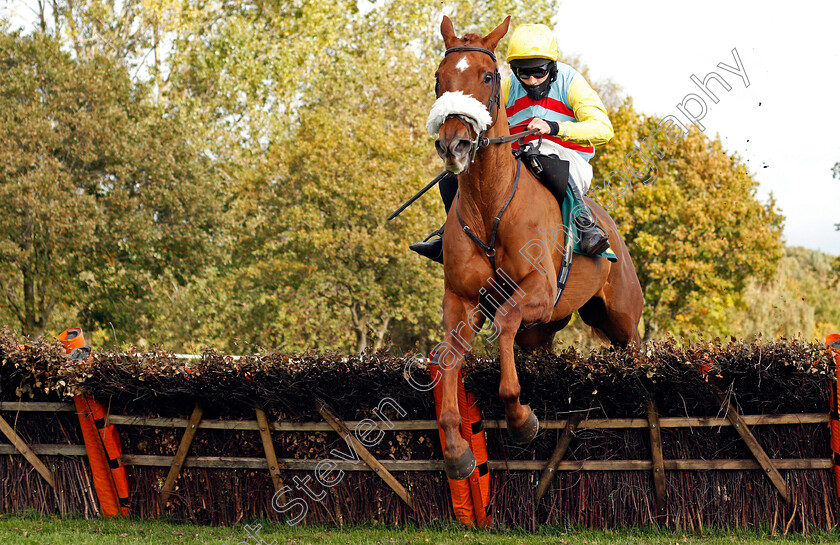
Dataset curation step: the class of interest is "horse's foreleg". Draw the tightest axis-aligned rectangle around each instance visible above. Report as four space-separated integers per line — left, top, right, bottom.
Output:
495 303 536 444
437 289 482 479
496 272 554 444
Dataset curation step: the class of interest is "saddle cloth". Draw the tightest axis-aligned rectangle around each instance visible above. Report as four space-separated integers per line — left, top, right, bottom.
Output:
518 149 618 263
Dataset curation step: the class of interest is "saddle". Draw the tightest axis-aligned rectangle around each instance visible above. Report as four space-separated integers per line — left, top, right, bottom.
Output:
513 143 569 210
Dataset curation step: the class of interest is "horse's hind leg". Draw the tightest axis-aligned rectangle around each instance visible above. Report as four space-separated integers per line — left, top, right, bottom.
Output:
577 295 641 347
514 316 572 353
583 203 644 346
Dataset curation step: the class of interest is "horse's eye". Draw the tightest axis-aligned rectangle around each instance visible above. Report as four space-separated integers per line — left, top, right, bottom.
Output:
483 72 493 84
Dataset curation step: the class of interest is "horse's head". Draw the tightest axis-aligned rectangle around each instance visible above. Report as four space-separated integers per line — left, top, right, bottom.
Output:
427 16 510 174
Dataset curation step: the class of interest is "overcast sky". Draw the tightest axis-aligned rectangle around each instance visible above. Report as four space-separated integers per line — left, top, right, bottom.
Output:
553 0 840 255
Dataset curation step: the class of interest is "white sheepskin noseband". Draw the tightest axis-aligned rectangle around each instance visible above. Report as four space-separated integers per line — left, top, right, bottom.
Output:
426 91 493 137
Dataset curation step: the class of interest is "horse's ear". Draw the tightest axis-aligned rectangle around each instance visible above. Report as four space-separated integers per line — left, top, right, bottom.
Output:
483 16 511 52
441 16 457 48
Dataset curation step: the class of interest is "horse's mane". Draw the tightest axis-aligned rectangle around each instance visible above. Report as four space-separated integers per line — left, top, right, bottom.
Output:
461 33 482 43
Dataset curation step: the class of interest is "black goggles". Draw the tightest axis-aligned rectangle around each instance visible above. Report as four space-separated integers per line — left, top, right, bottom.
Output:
515 64 550 80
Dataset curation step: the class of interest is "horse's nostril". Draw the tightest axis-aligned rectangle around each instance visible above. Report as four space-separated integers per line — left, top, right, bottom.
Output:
435 139 446 157
436 137 471 159
453 139 471 156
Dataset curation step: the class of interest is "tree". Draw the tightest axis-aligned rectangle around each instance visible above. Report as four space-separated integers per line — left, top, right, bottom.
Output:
4 0 172 88
265 47 443 352
731 246 840 341
587 101 784 340
0 31 225 339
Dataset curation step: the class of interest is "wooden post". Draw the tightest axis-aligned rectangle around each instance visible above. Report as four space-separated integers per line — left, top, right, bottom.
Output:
160 404 203 505
536 414 582 501
255 407 287 504
647 399 667 520
0 415 55 488
716 390 791 503
315 398 414 510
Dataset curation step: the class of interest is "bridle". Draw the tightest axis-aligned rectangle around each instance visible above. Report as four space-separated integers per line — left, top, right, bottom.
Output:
440 46 542 162
440 46 502 164
439 45 536 280
433 44 565 312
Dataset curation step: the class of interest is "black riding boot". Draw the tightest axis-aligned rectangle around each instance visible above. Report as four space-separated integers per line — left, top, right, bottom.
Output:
409 173 458 264
569 182 610 256
410 226 445 263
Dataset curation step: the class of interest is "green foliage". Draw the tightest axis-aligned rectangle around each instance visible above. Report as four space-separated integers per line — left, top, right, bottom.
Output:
165 0 359 152
258 48 443 352
589 102 785 341
0 32 225 339
1 1 834 353
732 246 840 341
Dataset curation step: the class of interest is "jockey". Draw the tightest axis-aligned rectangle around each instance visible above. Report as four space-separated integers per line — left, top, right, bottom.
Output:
411 23 613 264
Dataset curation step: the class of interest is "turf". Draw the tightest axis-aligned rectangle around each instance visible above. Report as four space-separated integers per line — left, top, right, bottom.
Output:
0 514 838 545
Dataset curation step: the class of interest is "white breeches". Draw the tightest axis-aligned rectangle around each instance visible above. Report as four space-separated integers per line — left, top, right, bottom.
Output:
539 140 593 194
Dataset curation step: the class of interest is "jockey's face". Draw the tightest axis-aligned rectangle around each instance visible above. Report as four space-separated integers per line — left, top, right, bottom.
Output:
519 73 549 86
513 61 551 87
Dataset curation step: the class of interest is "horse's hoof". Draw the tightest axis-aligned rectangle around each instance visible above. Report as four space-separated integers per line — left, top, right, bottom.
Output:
444 449 476 480
507 410 539 445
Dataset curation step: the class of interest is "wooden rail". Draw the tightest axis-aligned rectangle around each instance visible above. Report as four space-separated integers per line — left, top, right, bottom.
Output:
1 402 826 430
0 414 56 487
0 402 829 475
160 404 203 505
647 400 667 519
255 407 287 500
1 446 826 472
536 413 582 500
717 390 791 502
316 398 414 509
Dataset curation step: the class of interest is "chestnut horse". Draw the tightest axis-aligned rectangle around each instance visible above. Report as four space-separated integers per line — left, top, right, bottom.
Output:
428 16 644 479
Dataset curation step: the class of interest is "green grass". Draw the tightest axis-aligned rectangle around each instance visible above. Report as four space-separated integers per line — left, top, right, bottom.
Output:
0 513 838 544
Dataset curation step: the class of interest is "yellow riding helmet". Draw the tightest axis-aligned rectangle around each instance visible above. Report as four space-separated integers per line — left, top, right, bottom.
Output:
506 24 559 63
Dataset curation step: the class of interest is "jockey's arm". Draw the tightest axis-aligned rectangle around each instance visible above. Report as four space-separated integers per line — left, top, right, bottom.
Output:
560 75 614 146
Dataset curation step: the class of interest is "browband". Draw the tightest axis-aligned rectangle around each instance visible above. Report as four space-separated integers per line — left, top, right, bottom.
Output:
444 46 497 62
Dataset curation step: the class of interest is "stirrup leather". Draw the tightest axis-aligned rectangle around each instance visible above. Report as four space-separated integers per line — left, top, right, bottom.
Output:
422 226 444 242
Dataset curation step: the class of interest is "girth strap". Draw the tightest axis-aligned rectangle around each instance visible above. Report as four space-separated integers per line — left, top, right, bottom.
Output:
455 158 522 273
